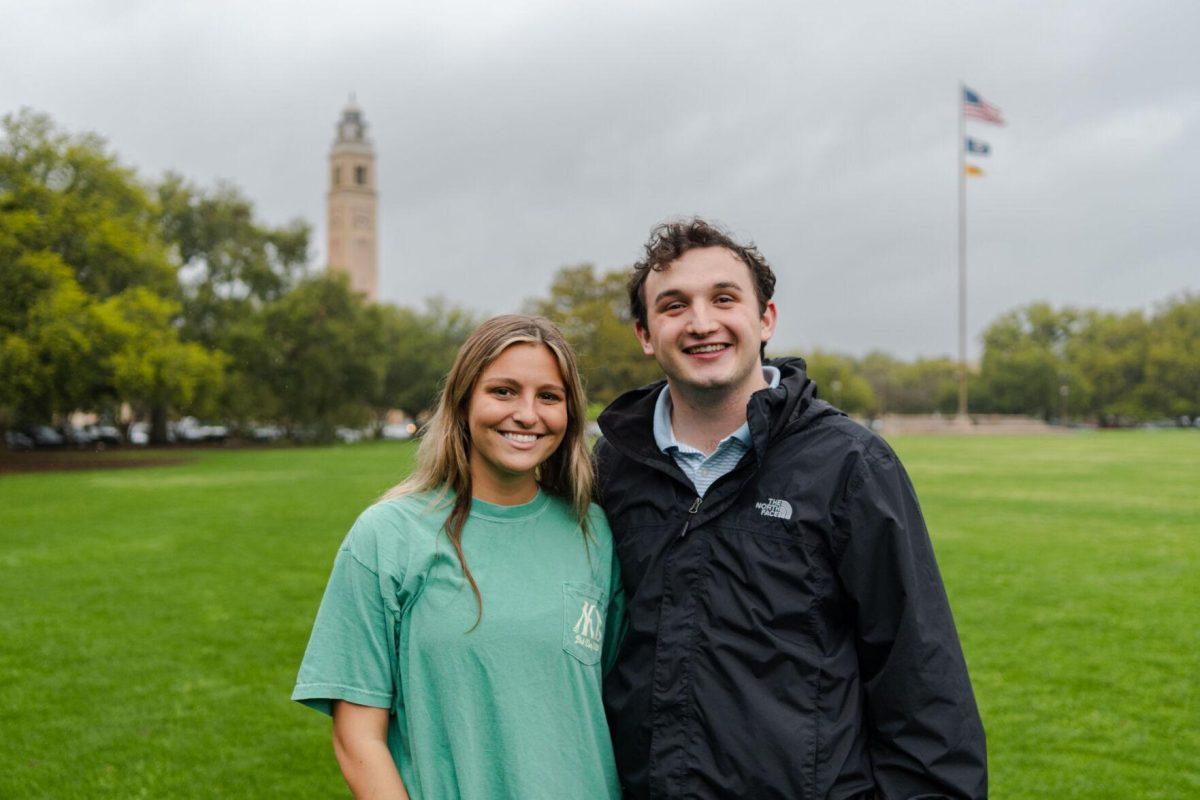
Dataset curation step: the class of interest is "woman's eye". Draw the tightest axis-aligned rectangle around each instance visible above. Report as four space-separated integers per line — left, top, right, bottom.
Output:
492 387 514 397
539 392 563 402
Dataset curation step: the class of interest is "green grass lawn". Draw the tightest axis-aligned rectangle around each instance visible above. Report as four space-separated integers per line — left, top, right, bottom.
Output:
1 433 1197 798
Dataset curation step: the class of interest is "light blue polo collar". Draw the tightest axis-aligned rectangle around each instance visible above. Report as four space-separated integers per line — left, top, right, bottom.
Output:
653 366 781 454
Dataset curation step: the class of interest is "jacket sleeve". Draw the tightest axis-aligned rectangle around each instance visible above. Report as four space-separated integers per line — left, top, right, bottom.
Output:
592 435 614 503
831 444 987 800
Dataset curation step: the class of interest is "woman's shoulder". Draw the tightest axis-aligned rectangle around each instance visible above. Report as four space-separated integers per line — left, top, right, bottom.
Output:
584 501 614 542
555 498 616 560
341 491 449 572
538 494 611 533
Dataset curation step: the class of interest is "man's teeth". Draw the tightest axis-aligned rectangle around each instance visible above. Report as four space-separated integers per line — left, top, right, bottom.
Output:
501 432 539 443
687 344 728 354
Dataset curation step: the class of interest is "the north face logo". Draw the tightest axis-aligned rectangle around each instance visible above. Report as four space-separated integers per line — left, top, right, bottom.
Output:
755 498 793 520
572 601 603 652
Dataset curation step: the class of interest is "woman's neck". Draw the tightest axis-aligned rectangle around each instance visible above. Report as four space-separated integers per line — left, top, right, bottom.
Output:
470 471 539 506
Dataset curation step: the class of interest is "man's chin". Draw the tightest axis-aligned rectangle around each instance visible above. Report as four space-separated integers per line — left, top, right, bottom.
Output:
665 365 739 393
663 355 762 396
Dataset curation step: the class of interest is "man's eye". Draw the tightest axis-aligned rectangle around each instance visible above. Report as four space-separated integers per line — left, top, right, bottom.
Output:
715 295 735 304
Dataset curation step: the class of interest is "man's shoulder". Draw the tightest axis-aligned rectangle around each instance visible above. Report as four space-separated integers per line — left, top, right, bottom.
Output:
592 433 637 474
771 405 896 466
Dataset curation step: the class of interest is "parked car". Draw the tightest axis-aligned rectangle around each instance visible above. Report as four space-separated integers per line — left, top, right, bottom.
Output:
128 422 150 446
173 418 206 443
204 424 229 442
249 424 284 443
86 424 122 445
173 418 227 443
5 430 34 451
26 425 66 447
335 427 367 444
59 424 95 448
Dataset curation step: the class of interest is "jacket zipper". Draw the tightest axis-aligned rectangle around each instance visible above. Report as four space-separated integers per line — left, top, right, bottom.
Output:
677 497 702 538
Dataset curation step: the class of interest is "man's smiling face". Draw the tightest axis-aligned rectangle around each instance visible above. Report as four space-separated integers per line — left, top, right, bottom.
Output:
635 246 777 398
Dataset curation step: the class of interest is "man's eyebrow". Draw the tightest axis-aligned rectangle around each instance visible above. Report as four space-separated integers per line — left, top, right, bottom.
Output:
653 288 686 306
653 281 746 306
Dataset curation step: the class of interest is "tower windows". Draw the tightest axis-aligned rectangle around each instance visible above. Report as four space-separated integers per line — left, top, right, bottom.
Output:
333 166 341 186
355 165 367 186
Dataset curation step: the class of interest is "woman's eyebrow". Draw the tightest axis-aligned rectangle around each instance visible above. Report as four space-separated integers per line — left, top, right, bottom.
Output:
482 376 564 391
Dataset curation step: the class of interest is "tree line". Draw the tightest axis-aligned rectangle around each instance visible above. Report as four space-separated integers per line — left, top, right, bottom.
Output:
2 110 1196 443
526 264 1198 424
1 110 477 443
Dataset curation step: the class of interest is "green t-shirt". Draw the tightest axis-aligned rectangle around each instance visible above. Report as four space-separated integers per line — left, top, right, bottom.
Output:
292 489 625 800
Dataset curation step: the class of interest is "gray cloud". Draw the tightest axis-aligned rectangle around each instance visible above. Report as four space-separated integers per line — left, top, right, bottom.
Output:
3 0 1196 358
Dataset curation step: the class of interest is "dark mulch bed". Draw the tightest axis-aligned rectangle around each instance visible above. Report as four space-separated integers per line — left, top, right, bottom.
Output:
0 449 196 475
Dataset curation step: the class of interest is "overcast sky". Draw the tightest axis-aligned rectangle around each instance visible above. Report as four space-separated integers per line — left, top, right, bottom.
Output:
3 0 1197 359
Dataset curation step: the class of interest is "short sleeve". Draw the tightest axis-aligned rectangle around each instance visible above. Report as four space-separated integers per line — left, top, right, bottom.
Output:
292 533 397 717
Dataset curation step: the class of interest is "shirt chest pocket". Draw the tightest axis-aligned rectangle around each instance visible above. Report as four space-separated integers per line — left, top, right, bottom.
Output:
562 582 606 666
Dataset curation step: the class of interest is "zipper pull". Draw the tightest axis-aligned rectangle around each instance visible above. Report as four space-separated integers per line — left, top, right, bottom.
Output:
678 497 702 539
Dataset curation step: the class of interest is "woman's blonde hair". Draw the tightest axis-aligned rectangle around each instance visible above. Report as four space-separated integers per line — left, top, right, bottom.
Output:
380 314 594 625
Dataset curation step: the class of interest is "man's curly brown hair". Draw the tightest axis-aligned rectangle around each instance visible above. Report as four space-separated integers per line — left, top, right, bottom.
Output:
628 218 777 357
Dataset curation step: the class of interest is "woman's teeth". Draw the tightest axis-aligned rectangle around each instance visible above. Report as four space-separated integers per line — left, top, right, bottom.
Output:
501 432 539 443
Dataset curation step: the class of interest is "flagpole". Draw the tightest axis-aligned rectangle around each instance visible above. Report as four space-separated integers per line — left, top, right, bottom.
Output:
956 82 969 420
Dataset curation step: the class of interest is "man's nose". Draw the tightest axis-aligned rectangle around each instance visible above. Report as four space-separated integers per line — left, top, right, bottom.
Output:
686 304 719 336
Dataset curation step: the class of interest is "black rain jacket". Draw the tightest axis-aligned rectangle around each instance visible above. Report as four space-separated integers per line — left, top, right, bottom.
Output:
596 358 987 800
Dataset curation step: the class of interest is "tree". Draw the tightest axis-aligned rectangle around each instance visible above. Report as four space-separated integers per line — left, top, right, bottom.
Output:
366 298 479 422
526 264 660 404
1067 309 1149 423
98 289 227 440
156 173 309 348
250 273 378 439
0 251 106 424
1 110 218 431
796 349 877 415
977 303 1084 420
0 109 174 300
858 351 901 415
1144 293 1200 420
153 172 312 430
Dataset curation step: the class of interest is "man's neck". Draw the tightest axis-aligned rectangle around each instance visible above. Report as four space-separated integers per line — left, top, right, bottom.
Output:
668 370 769 455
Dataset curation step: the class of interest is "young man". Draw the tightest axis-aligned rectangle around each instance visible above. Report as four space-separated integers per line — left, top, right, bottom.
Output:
595 219 987 800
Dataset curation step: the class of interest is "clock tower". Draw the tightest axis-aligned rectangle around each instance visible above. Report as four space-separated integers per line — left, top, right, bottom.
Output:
327 96 378 300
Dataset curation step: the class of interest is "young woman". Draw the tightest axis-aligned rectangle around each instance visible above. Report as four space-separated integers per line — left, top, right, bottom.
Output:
292 315 624 800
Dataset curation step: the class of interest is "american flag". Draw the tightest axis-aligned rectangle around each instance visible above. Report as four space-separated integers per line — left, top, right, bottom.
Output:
963 87 1005 125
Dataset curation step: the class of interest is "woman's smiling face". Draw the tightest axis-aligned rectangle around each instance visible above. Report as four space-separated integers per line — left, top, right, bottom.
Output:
467 342 569 499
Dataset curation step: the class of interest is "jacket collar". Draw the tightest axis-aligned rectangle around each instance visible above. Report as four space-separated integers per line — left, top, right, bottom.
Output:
598 357 819 468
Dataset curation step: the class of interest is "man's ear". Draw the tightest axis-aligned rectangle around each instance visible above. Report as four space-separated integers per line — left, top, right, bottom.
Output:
634 320 655 356
759 301 778 345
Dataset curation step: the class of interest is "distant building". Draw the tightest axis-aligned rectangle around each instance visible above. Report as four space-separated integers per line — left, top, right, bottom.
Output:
327 97 378 300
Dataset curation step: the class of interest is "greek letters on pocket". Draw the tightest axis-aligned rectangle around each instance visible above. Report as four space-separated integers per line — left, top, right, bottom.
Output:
562 582 605 665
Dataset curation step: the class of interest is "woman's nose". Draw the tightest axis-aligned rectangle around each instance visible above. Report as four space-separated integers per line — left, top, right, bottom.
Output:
510 395 538 425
